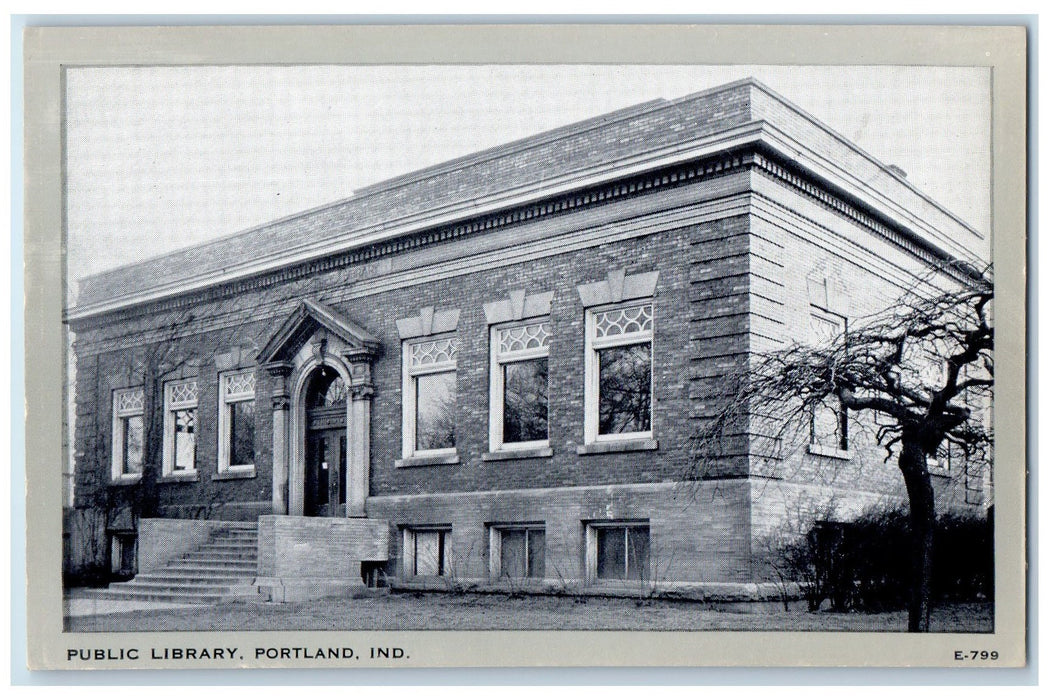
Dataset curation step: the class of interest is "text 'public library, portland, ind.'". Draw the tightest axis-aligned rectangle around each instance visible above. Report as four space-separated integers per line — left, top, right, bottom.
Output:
64 79 990 604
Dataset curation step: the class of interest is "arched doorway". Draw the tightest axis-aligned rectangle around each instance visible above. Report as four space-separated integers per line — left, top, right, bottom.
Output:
303 366 348 517
259 298 380 517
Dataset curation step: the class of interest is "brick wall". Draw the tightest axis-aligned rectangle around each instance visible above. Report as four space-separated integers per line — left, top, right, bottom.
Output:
688 213 765 477
72 322 276 522
73 177 756 517
366 226 696 495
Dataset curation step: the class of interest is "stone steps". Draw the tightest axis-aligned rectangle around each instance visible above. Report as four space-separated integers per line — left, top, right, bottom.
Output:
87 523 260 605
109 581 239 595
131 573 250 585
87 589 229 604
155 564 258 576
179 552 257 562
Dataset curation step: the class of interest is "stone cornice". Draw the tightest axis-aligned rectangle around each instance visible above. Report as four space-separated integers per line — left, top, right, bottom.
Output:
750 152 950 269
71 193 754 355
750 86 986 242
67 124 976 329
67 122 770 325
754 120 984 263
69 145 762 329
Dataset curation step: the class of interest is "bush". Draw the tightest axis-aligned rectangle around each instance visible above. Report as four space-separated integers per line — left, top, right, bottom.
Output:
780 505 993 613
932 508 994 603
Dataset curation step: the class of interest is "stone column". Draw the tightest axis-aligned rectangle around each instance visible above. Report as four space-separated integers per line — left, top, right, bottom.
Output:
344 349 375 518
265 362 293 515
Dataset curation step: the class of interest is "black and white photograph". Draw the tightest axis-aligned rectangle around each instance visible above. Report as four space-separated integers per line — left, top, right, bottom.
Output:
22 24 1027 670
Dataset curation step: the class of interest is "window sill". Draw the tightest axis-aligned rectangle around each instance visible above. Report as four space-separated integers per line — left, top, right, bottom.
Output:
213 468 256 480
584 579 654 590
158 472 199 483
482 446 554 462
576 438 658 455
807 444 851 460
395 453 461 468
109 475 142 486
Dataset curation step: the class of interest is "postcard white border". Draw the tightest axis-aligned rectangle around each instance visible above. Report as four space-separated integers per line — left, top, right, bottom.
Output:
22 23 1028 671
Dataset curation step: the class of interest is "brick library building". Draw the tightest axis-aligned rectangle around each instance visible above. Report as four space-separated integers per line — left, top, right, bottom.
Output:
64 79 989 603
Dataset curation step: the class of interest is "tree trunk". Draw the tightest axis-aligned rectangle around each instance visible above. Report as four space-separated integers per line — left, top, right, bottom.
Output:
899 438 935 632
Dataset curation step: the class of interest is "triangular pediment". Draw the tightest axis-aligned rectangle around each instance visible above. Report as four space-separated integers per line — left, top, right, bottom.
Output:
258 298 380 364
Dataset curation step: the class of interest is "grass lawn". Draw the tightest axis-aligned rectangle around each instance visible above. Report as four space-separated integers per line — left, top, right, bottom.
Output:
66 591 993 633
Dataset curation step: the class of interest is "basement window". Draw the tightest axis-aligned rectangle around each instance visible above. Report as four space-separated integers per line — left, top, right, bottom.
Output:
403 527 452 578
489 525 545 580
586 521 650 582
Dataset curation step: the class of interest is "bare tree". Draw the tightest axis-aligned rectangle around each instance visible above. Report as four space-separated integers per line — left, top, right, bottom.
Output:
688 261 993 632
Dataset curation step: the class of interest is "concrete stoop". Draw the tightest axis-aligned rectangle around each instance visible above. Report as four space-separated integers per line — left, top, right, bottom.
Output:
252 514 390 603
90 523 263 604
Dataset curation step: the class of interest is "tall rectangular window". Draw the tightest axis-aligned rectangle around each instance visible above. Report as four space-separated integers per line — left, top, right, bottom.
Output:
219 370 255 474
490 322 549 451
111 387 144 482
162 379 198 477
585 304 654 443
402 338 458 458
809 312 848 453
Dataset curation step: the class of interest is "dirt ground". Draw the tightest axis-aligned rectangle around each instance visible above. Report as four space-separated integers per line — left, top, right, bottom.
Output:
65 592 994 633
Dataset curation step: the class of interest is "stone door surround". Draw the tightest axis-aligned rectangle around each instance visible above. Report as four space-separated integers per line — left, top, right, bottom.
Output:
258 298 380 517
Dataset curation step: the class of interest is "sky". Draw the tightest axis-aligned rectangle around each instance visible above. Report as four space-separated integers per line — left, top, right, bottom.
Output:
64 64 991 302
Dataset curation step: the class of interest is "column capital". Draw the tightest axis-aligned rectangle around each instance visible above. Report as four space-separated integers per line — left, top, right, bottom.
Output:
342 347 378 366
350 384 375 401
344 351 375 395
266 361 292 403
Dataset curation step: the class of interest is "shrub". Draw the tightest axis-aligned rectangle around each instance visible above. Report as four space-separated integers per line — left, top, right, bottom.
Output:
772 504 993 612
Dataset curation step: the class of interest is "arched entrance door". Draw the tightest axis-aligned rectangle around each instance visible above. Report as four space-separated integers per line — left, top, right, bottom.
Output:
303 366 348 517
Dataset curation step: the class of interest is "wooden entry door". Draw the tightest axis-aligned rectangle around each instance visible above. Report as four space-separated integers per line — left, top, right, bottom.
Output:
304 426 347 517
